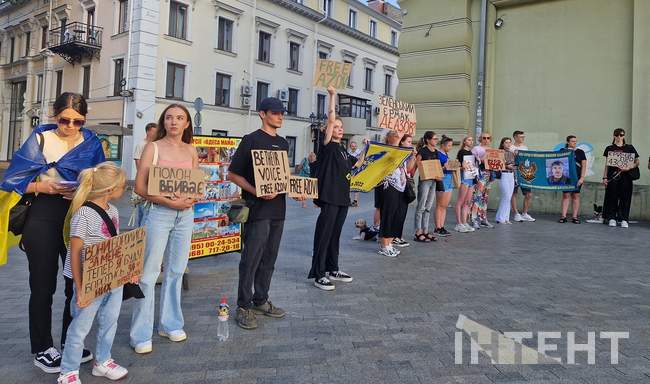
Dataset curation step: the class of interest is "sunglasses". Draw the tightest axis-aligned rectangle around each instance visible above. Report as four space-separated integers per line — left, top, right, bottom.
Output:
481 136 492 140
615 134 625 137
58 117 85 128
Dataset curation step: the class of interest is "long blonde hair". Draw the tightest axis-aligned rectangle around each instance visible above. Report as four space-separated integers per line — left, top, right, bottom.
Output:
70 162 126 214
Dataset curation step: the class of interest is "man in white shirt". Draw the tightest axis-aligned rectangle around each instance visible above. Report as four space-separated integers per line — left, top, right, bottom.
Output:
510 130 535 222
134 122 158 169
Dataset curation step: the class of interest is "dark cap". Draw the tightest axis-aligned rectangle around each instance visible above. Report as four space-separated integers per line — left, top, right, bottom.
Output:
259 97 286 113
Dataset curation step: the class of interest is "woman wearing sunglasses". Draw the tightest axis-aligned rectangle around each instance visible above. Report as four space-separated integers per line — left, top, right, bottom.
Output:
0 92 105 373
602 128 639 228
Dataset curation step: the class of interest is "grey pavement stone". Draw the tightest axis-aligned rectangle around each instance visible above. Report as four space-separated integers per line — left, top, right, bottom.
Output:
1 192 649 384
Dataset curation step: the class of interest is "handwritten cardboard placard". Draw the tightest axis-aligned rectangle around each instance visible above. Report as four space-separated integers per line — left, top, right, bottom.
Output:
446 159 461 171
377 95 417 136
288 176 319 199
462 155 478 180
148 167 206 198
79 228 145 307
419 159 443 180
485 149 506 171
313 59 353 89
606 151 635 169
252 150 290 197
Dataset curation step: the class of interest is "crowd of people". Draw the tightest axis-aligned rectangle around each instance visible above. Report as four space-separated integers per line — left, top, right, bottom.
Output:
0 89 645 384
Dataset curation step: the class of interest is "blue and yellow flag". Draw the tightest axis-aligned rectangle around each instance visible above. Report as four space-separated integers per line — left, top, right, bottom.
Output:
0 124 105 266
350 142 412 192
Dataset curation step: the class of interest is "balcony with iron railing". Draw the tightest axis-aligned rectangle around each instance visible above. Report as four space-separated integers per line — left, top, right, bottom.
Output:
48 22 102 64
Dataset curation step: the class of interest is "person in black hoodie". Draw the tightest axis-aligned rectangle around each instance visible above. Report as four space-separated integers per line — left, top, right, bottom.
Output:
309 85 365 291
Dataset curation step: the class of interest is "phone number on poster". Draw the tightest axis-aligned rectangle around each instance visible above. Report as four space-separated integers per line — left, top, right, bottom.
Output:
190 236 241 258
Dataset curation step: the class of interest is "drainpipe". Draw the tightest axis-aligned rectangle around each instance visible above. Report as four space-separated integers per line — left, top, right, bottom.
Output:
474 0 488 139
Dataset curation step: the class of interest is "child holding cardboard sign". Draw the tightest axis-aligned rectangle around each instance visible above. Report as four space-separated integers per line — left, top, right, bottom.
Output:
58 162 133 384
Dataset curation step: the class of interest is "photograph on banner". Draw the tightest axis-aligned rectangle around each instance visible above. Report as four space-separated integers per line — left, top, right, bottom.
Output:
553 141 595 176
462 155 478 180
351 142 413 192
313 59 353 89
288 176 318 199
485 149 506 171
377 95 417 136
148 167 207 198
78 228 145 307
252 149 290 197
606 151 636 169
516 150 577 191
190 136 242 259
419 159 443 181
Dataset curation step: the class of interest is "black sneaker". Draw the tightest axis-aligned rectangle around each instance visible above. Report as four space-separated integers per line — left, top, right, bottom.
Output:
62 345 93 364
314 277 335 291
34 347 61 374
328 271 353 282
435 228 451 237
391 238 410 247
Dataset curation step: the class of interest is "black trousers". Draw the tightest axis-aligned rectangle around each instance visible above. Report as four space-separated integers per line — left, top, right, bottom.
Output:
309 203 348 280
380 185 408 239
21 194 74 354
237 219 284 309
603 174 633 221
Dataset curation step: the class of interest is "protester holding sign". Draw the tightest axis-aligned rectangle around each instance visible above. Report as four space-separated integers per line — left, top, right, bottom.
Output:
470 134 495 229
433 136 455 237
559 135 588 224
602 128 640 228
58 162 131 384
413 131 439 243
130 104 198 353
310 86 364 290
495 138 517 224
227 97 290 329
454 136 476 233
0 92 105 373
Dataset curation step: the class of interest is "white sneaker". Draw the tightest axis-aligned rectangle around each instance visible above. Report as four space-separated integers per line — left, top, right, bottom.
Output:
132 340 152 354
390 245 401 255
522 213 536 222
620 220 629 228
608 219 617 227
378 247 398 258
454 224 468 233
92 359 128 381
463 223 476 232
513 213 523 222
158 329 187 342
58 371 81 384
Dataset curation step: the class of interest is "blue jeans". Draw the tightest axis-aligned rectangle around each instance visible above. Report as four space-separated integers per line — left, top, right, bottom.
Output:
414 179 436 233
60 286 123 373
130 204 193 345
136 203 149 227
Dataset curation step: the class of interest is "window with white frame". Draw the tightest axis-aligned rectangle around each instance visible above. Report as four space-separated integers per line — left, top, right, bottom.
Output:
344 60 353 87
24 32 30 57
369 20 377 38
36 74 43 102
55 70 63 97
118 0 129 34
287 88 299 116
364 67 373 92
384 73 392 96
323 0 332 17
113 58 124 96
256 81 269 110
169 1 188 39
348 9 357 29
289 42 300 71
41 25 48 48
217 17 233 52
82 65 91 99
258 31 271 63
215 72 231 107
391 30 398 47
166 62 186 100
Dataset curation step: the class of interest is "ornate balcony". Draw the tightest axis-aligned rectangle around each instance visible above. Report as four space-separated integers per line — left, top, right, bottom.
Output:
48 22 102 64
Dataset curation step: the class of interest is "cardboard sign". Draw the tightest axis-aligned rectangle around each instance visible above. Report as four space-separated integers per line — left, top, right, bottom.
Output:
606 151 635 169
485 149 506 171
288 176 318 199
419 159 443 180
446 159 461 171
78 228 145 307
252 150 290 197
377 95 417 136
148 167 207 198
313 59 353 89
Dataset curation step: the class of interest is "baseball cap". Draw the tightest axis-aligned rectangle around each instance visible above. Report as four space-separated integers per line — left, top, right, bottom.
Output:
259 97 286 113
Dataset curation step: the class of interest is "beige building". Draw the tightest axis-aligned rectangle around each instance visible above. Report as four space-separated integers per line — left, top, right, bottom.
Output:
397 0 650 219
0 0 402 179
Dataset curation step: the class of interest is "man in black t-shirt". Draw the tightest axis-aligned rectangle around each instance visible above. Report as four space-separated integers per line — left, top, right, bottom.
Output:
560 136 587 223
228 97 293 330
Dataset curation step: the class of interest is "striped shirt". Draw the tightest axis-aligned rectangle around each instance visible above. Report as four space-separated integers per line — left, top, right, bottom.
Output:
63 203 119 279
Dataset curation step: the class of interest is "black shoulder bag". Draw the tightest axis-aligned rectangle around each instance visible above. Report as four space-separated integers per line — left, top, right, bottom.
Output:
9 132 44 236
82 201 145 301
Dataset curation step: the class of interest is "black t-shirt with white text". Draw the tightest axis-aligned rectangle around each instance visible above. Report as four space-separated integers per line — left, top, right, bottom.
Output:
573 148 587 178
603 144 639 179
228 129 289 221
315 142 357 207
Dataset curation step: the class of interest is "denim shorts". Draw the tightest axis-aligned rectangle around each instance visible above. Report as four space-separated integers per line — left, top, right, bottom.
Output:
436 173 454 192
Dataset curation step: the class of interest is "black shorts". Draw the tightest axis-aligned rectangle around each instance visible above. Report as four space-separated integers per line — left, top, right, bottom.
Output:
374 186 383 209
513 185 532 195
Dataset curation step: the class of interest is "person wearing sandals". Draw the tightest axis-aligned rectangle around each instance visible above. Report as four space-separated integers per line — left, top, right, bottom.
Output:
413 131 439 243
559 135 587 224
495 137 517 224
454 136 476 233
130 104 198 352
310 86 364 290
433 136 455 237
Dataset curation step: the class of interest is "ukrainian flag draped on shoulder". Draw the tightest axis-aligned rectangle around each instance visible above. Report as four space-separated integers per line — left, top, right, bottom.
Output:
0 124 105 266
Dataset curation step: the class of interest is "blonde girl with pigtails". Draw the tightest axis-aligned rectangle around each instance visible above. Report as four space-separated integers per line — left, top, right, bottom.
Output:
58 162 133 384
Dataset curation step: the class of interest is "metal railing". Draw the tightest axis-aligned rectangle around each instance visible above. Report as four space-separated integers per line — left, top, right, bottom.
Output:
49 22 103 49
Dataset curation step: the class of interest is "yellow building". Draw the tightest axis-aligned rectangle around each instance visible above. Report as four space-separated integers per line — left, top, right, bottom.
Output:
397 0 649 219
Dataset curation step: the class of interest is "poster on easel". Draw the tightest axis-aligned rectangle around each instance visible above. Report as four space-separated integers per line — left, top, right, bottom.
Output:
190 136 242 259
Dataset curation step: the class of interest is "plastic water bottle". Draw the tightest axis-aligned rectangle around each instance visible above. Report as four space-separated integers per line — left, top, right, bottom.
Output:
217 296 229 341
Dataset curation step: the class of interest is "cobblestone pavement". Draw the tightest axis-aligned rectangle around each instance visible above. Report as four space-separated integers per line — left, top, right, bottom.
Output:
1 192 649 384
